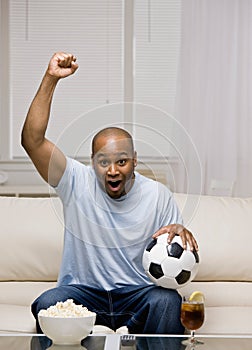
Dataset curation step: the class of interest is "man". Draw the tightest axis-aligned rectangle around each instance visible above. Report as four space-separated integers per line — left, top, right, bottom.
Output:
22 52 198 334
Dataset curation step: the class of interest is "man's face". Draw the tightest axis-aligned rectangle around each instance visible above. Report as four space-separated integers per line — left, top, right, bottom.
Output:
92 135 137 199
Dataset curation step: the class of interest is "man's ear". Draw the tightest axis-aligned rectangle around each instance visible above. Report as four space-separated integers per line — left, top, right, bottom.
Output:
133 151 137 167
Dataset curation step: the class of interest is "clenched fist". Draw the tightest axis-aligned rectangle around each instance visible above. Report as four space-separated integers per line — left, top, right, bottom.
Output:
46 52 79 80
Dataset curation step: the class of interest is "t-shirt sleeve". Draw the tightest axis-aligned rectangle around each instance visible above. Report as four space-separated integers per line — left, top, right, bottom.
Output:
158 183 183 227
53 157 84 204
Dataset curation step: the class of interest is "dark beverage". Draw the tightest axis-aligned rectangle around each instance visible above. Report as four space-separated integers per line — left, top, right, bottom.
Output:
181 302 204 330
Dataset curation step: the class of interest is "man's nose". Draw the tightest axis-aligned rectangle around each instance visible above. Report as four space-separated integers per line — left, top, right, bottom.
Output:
107 163 119 175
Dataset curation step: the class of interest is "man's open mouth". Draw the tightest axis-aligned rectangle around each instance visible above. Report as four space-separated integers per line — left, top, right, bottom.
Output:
107 180 122 190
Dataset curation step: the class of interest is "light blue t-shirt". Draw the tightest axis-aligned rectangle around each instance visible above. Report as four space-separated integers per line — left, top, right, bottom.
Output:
55 157 182 290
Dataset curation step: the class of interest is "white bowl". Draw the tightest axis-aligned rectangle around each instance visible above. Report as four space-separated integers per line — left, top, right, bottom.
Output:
38 314 96 345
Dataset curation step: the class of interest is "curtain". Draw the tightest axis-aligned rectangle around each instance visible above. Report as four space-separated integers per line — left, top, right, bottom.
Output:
175 0 252 197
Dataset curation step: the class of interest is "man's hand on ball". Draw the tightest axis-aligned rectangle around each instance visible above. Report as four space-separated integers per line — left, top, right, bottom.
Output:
46 52 79 80
152 224 198 251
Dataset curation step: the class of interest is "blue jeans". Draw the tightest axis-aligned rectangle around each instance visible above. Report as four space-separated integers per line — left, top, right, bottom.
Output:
32 284 184 334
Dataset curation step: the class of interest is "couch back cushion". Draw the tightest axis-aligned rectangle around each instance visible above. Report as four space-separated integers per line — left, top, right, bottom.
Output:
0 197 63 281
1 193 252 282
174 193 252 282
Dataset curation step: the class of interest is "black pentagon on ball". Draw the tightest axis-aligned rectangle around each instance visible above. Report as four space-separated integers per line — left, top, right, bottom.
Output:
145 239 157 252
166 242 184 259
175 270 191 285
149 262 164 279
192 249 200 263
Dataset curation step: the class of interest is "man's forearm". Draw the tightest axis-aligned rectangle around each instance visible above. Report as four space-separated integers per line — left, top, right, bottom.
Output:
21 73 59 150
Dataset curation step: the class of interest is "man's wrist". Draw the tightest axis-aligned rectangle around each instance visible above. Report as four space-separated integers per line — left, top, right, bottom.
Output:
44 71 61 84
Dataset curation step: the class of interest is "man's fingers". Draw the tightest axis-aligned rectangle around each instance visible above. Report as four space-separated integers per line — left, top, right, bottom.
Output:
152 224 199 252
152 227 167 239
152 224 180 239
57 55 74 68
180 234 187 250
167 231 175 243
54 52 77 69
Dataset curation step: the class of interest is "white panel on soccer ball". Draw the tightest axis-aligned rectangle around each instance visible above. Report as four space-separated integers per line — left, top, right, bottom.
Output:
158 276 179 290
190 264 199 280
180 250 196 271
142 250 151 271
157 234 169 245
149 244 168 264
161 257 181 277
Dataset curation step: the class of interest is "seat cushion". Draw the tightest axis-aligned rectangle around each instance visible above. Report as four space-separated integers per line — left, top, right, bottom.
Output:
199 306 252 335
0 304 36 333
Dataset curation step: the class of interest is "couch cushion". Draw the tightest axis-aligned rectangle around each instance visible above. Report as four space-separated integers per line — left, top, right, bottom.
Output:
0 304 36 333
199 306 252 335
0 282 57 305
0 197 63 281
1 193 252 283
174 193 252 281
179 281 252 307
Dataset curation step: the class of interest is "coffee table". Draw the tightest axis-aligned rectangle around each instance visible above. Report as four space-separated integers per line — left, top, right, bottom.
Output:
0 334 252 350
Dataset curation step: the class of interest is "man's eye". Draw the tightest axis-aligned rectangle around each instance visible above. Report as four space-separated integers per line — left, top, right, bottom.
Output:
117 159 127 166
99 160 109 167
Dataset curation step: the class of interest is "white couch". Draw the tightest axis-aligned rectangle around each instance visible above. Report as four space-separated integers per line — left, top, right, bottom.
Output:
0 193 252 335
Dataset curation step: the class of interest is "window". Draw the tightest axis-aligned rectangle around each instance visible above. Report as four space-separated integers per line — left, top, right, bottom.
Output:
1 0 181 161
9 0 124 158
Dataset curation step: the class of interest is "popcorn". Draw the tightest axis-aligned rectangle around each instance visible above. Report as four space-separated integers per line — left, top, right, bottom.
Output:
38 299 94 318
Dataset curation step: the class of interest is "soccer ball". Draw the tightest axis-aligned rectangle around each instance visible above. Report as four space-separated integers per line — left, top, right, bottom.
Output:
142 233 200 289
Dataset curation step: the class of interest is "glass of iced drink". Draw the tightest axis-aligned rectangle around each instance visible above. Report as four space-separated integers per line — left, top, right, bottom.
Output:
180 292 205 346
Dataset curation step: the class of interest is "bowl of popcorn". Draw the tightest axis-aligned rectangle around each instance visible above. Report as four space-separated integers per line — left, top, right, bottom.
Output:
38 299 96 345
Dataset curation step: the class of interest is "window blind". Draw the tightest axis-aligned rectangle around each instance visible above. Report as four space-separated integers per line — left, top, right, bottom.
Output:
8 0 181 159
9 0 124 158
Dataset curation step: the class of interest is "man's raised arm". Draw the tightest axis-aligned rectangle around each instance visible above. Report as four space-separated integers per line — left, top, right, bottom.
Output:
21 52 78 186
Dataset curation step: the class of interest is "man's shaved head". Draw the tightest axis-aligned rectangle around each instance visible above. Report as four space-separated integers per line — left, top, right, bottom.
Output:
91 127 134 157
